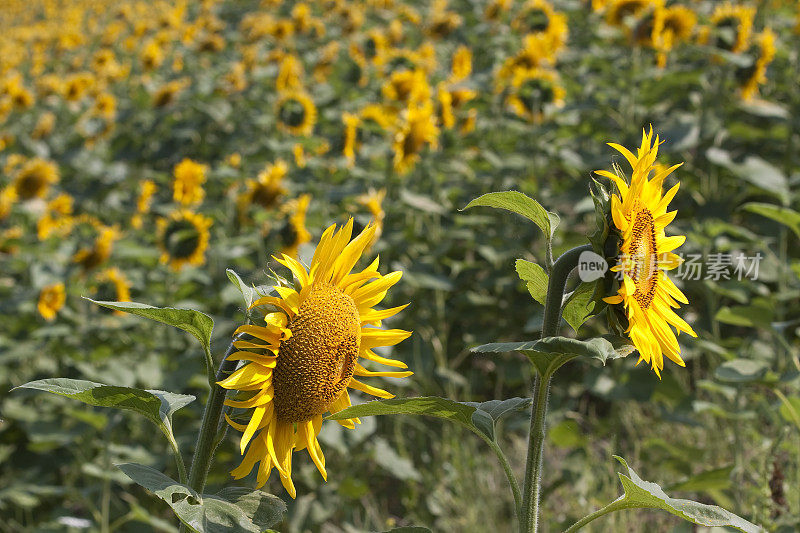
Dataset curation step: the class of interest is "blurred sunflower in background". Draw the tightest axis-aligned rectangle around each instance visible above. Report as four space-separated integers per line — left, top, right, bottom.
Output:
737 29 776 101
131 180 157 229
12 158 59 201
596 128 697 377
506 67 565 123
513 0 569 51
157 209 213 270
38 283 66 321
278 194 312 258
219 219 411 497
94 268 132 313
653 5 696 68
173 158 207 206
393 99 440 174
73 225 120 271
276 91 317 136
708 3 755 53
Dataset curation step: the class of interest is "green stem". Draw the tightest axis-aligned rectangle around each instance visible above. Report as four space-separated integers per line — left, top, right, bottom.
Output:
520 245 591 533
563 498 631 533
476 432 522 518
166 431 188 485
186 337 241 493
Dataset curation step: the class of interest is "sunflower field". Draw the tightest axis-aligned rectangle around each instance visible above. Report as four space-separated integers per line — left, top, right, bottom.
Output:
1 0 799 531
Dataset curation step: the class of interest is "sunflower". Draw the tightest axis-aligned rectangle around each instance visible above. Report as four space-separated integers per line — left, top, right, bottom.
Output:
13 158 59 200
485 0 512 21
653 5 696 68
737 29 776 101
132 180 157 229
38 283 66 321
605 0 655 27
495 33 562 90
597 128 697 377
153 79 190 107
240 160 289 214
218 219 412 497
709 3 755 53
342 112 361 168
32 111 56 140
37 194 74 240
94 268 132 310
357 188 386 250
426 0 463 38
0 186 16 220
450 46 472 83
276 54 304 93
173 158 208 207
73 226 120 271
393 99 440 174
279 194 312 258
276 91 317 136
157 209 213 270
513 0 569 51
506 67 565 122
382 69 431 104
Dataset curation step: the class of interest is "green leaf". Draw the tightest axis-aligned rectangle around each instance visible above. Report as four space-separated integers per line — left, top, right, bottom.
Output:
778 395 800 431
612 456 762 532
666 465 734 492
86 298 214 352
463 191 560 243
327 396 529 442
472 336 630 377
562 281 597 333
741 203 800 240
226 269 257 309
117 463 286 533
706 149 788 203
714 359 768 383
15 378 193 447
515 259 548 306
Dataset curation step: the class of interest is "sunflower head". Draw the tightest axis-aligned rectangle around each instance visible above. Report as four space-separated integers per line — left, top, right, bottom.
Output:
710 3 755 53
94 268 132 314
38 283 66 321
277 92 317 136
218 219 412 497
13 158 59 200
277 194 312 258
735 29 776 101
594 128 697 377
157 209 213 270
507 67 565 122
173 158 207 207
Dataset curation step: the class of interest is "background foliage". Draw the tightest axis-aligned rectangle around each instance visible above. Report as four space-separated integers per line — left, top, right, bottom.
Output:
1 0 799 531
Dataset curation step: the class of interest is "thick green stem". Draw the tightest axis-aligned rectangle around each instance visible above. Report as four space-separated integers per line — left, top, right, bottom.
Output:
186 337 241 493
520 244 591 533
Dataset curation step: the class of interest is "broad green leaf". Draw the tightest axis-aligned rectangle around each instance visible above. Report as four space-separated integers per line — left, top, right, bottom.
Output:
15 378 193 447
327 396 530 442
515 259 548 306
86 298 214 352
463 191 560 242
715 305 774 329
226 269 256 309
706 148 788 203
714 359 768 383
741 203 800 240
611 456 762 532
117 463 286 533
667 465 734 492
562 281 597 333
548 420 584 448
472 336 630 377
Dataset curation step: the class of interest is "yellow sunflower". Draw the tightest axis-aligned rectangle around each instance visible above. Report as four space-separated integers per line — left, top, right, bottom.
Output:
279 194 312 258
392 99 440 174
73 226 120 271
94 268 132 314
239 160 289 218
597 128 697 377
342 112 361 168
709 3 755 53
738 29 776 101
357 188 386 250
218 219 412 497
450 46 472 83
38 283 66 321
276 91 317 136
0 186 17 220
37 193 74 240
606 0 655 28
506 67 565 123
653 5 697 68
157 209 213 270
512 0 569 51
173 158 208 207
382 69 431 105
13 157 59 200
132 180 157 229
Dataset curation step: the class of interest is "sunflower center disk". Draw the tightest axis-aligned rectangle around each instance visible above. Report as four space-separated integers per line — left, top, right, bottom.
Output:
629 208 658 309
273 284 361 423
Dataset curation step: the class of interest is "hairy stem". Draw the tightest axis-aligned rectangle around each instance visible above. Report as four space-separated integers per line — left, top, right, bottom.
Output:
520 244 591 533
